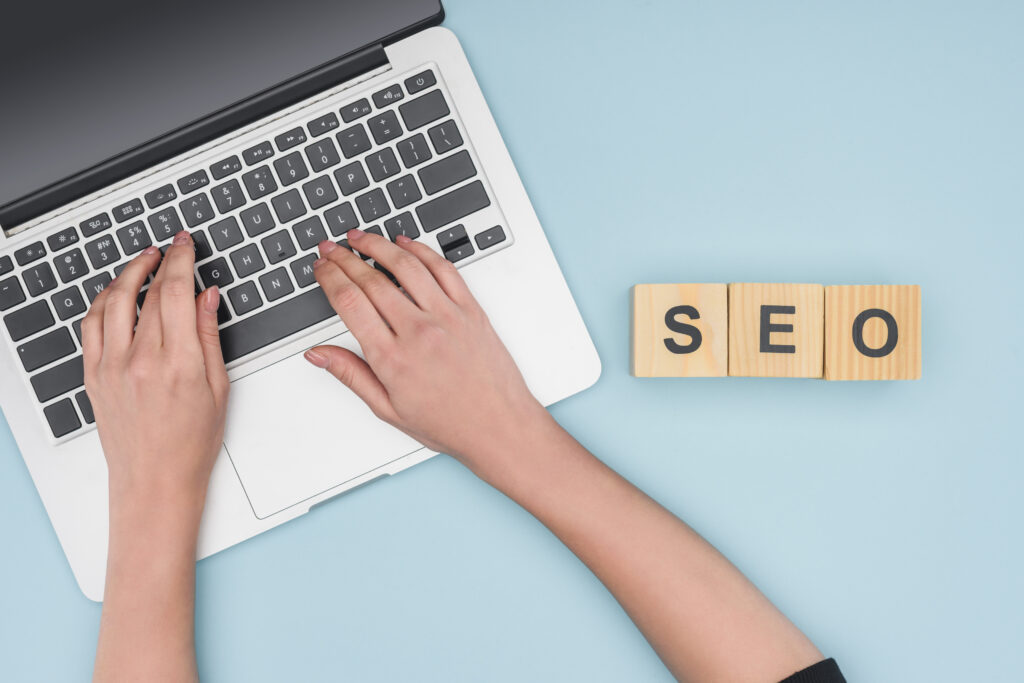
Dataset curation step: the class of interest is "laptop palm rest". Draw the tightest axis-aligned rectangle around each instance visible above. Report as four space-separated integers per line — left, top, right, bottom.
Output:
222 331 423 519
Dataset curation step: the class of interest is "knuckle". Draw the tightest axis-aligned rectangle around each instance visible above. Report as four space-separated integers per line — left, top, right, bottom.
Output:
164 278 194 298
331 283 362 310
392 251 420 272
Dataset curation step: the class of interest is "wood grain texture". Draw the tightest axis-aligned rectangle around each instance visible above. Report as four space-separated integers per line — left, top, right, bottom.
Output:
728 283 824 377
632 284 729 377
825 285 921 380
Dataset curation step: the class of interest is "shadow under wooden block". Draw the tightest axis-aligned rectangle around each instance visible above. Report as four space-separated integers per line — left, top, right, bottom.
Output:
632 284 728 377
728 283 824 377
825 285 921 380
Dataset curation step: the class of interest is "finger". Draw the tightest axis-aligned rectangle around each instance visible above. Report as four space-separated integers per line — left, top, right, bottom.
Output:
101 246 161 359
394 235 476 307
314 244 395 355
343 229 452 313
196 287 230 402
157 231 201 350
322 235 423 333
304 345 397 423
81 285 111 372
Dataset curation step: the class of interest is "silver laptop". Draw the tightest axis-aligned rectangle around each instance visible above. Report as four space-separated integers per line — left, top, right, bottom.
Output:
0 0 600 600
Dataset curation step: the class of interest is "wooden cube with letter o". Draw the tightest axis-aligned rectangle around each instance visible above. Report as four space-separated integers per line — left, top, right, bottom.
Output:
824 285 921 380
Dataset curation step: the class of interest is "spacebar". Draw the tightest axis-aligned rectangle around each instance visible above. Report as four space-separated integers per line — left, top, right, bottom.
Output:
220 288 337 363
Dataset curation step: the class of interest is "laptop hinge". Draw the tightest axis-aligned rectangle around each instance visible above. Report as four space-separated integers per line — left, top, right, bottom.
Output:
0 44 388 233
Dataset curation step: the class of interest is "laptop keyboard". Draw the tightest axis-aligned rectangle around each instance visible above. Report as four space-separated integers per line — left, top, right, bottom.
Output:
1 66 511 441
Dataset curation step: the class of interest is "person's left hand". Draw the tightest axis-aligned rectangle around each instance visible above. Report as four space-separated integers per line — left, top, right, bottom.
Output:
82 230 229 513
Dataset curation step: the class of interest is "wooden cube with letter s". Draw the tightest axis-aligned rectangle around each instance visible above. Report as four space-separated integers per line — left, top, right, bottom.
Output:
631 284 729 377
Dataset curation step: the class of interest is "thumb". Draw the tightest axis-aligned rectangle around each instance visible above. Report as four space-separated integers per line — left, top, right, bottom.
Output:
304 345 396 422
196 287 229 400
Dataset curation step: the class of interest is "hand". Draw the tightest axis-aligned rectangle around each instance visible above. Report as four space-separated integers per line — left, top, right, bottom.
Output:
306 230 548 475
82 231 229 512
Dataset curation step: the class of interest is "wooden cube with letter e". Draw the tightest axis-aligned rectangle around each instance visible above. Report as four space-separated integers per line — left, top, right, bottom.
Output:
728 283 825 377
824 285 921 380
632 284 729 377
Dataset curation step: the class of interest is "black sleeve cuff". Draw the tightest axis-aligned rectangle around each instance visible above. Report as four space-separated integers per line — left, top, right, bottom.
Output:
778 658 846 683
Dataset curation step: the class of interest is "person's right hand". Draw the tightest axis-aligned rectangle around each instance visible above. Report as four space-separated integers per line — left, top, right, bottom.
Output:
305 230 550 474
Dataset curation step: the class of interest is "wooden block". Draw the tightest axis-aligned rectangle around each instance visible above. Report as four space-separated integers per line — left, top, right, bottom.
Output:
632 284 729 377
728 283 824 377
824 285 921 380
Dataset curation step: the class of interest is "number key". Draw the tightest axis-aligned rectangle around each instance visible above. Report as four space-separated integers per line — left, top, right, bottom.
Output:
305 139 341 173
117 221 152 255
54 249 88 283
24 263 58 296
242 166 278 200
85 236 120 269
148 207 184 241
179 193 216 228
212 179 247 213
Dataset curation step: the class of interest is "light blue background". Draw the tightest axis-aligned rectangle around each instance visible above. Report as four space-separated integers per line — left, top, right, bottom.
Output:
2 1 1022 680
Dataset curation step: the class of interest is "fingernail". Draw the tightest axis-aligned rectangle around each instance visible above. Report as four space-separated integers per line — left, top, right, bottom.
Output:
304 349 330 369
142 246 159 256
396 234 412 245
173 231 190 245
319 240 337 254
203 286 220 312
313 257 326 269
348 228 364 240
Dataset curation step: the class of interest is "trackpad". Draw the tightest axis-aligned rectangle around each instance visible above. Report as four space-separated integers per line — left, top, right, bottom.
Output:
223 332 423 519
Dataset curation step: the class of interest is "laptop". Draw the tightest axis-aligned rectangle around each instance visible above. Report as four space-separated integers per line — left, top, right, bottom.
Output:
0 0 600 600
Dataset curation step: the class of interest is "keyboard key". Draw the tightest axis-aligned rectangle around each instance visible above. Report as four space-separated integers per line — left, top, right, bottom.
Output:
227 281 263 316
180 193 216 228
308 112 340 137
444 241 475 263
261 230 297 264
416 180 490 233
400 90 449 131
305 139 342 173
337 124 372 158
76 391 95 424
83 273 112 303
177 170 210 195
275 127 307 151
116 221 152 254
5 300 55 341
324 202 359 236
211 179 247 213
72 319 84 344
210 216 244 250
112 198 145 223
198 258 234 289
242 166 278 200
302 176 338 210
54 249 88 284
293 216 328 250
271 190 307 224
475 225 506 250
24 263 58 296
79 213 112 237
0 276 26 311
437 225 470 250
384 212 420 241
386 175 422 210
355 188 391 222
145 183 178 209
220 288 334 362
428 120 463 154
273 152 309 186
216 297 232 324
397 133 433 169
211 155 243 180
243 141 275 165
0 255 12 276
366 148 401 182
113 262 132 278
240 203 275 237
334 162 369 196
47 227 79 252
15 241 46 266
418 150 477 195
51 286 86 321
84 236 120 269
340 98 372 123
259 267 294 302
17 328 75 372
368 111 403 145
230 244 266 278
405 70 436 95
148 207 184 241
290 254 319 287
31 355 84 402
373 84 404 109
43 398 81 438
193 230 213 261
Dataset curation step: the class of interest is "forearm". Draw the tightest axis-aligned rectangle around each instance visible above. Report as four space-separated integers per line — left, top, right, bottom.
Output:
465 411 822 683
93 486 205 683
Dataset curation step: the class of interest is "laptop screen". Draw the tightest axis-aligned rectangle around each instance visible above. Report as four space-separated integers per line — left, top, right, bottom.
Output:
0 0 442 232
